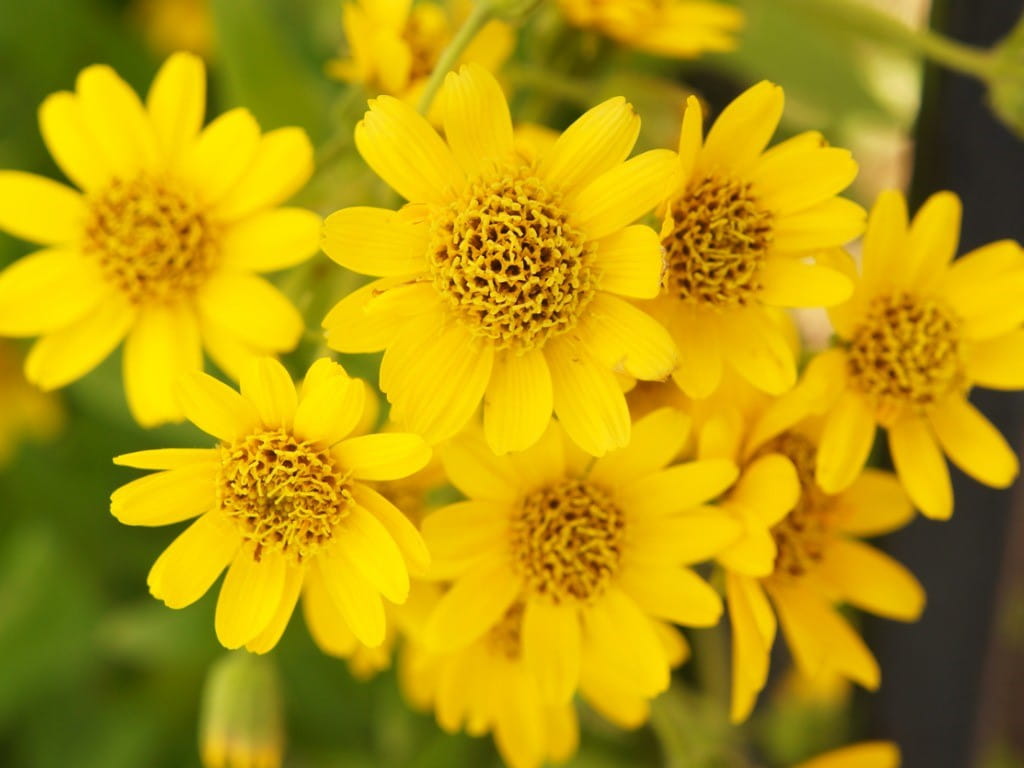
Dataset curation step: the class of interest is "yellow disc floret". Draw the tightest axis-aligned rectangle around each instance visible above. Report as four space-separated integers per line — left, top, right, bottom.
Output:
83 175 219 304
847 292 963 422
428 164 596 352
510 479 625 602
663 174 773 308
217 429 353 564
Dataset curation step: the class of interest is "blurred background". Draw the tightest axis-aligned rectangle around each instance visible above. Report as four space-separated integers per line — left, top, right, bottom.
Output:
0 0 1022 766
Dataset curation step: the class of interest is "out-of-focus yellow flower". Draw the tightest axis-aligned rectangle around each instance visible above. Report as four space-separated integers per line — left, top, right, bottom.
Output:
0 53 319 427
643 82 863 400
110 357 432 653
419 415 734 726
133 0 214 59
687 373 923 722
807 190 1024 520
557 0 743 58
793 741 900 768
0 341 62 466
322 64 679 456
200 651 284 768
328 0 514 107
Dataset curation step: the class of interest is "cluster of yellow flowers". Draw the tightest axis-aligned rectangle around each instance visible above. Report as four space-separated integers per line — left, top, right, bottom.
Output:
0 2 1020 767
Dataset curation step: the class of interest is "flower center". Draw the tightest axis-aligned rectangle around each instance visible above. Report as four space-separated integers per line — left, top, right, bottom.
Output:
510 479 625 603
757 432 838 579
485 602 525 661
427 164 596 352
847 292 963 423
83 175 219 304
662 174 773 308
216 429 353 564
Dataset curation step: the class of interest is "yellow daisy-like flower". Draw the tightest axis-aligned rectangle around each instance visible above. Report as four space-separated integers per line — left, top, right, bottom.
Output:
557 0 744 59
419 412 739 712
646 82 863 399
328 0 513 106
793 741 900 768
110 357 432 653
323 64 679 455
0 341 62 466
689 374 924 722
0 53 319 426
812 190 1024 519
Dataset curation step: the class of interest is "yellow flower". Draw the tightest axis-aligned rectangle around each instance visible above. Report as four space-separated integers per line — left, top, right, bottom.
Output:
0 53 319 426
419 413 739 715
812 190 1024 519
110 357 432 653
323 64 679 456
0 341 62 466
793 741 900 768
328 0 513 106
133 0 214 59
645 82 863 399
689 373 924 722
557 0 744 58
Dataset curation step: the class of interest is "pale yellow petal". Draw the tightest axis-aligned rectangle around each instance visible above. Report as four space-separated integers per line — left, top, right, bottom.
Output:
815 391 877 494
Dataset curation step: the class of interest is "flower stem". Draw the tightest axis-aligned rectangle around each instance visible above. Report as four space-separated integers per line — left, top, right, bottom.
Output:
417 1 496 114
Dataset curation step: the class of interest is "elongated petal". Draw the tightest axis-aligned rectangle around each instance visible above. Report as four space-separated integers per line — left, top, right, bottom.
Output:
593 225 664 298
246 564 304 653
577 293 677 380
38 92 109 191
930 395 1019 489
483 348 553 454
148 512 238 609
181 108 261 205
439 430 521 501
197 272 303 352
321 206 428 276
111 462 218 526
670 304 723 398
888 416 952 520
0 171 85 244
815 391 877 493
443 65 514 175
114 448 219 470
584 587 669 696
335 433 431 481
350 483 430 576
967 330 1024 389
0 248 106 336
590 406 691 488
301 565 359 657
334 504 409 603
293 361 365 445
239 357 297 429
727 573 775 723
571 150 678 239
316 550 387 647
617 459 739 515
728 453 799 527
628 513 741 565
619 563 722 626
719 309 797 395
146 51 205 163
794 742 900 768
836 469 913 536
701 81 783 173
861 189 910 296
771 197 866 253
215 127 314 220
323 277 413 354
758 259 853 308
178 370 259 442
522 599 581 704
77 64 159 175
817 539 925 621
906 191 961 290
221 208 320 273
424 558 520 650
215 547 287 648
421 499 509 576
753 148 858 216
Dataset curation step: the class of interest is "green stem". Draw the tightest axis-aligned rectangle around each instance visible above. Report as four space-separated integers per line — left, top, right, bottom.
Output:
767 0 996 80
417 1 496 114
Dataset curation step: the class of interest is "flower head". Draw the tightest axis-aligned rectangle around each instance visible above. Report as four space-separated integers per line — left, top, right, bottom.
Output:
557 0 744 59
419 413 739 713
111 357 431 653
0 53 319 426
647 82 863 399
323 64 680 456
812 190 1024 519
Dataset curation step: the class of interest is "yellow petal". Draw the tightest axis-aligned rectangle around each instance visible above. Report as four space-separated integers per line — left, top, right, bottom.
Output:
146 51 205 164
905 190 961 290
123 303 202 427
815 390 877 494
817 538 925 621
245 563 304 653
215 546 288 649
577 293 677 380
590 406 691 488
181 108 261 205
355 95 463 204
214 127 314 221
546 336 630 457
424 557 520 650
221 208 320 273
334 504 409 603
321 206 428 277
38 91 109 191
592 225 664 299
483 348 553 455
25 296 135 390
335 433 431 481
113 448 219 470
676 95 703 182
75 64 159 175
617 458 739 515
293 360 365 445
619 563 722 626
439 430 521 501
148 512 238 609
178 369 259 442
719 309 797 395
835 469 914 537
753 147 858 216
571 149 679 240
669 304 723 398
930 395 1019 489
350 483 431 577
539 96 640 193
628 513 741 565
421 500 510 576
793 742 900 768
111 462 217 526
726 573 775 723
967 330 1024 389
0 171 85 244
888 416 952 520
201 321 273 382
861 189 910 297
701 80 783 174
316 549 387 647
757 259 853 308
239 357 297 430
442 64 514 176
729 453 799 527
323 277 410 354
770 197 866 253
0 248 106 336
196 272 303 352
301 565 359 657
522 599 581 704
584 587 669 696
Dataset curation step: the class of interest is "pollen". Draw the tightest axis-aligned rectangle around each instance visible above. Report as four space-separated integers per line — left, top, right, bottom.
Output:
83 175 219 305
758 432 838 579
662 174 773 308
427 164 596 352
847 292 964 424
510 479 625 603
485 602 525 661
216 429 353 564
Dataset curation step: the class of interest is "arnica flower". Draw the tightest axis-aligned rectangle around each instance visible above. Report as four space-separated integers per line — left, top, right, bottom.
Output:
557 0 744 59
419 412 739 713
110 357 432 653
812 190 1024 519
327 0 513 107
323 64 679 456
689 374 924 722
0 341 62 466
0 53 319 426
645 82 863 399
793 741 900 768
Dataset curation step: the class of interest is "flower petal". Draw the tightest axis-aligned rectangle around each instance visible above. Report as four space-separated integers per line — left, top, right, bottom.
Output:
221 208 320 273
577 293 677 380
323 277 413 354
617 459 739 515
539 97 639 193
815 390 877 494
439 430 521 501
522 599 581 704
178 370 259 442
38 91 109 191
589 406 691 488
334 433 431 481
113 448 219 470
593 225 664 299
111 462 218 526
726 573 775 723
148 512 238 609
245 563 304 653
293 359 365 445
719 309 797 395
817 539 925 621
334 504 410 603
753 147 859 216
483 348 553 455
967 330 1024 389
76 64 159 175
905 191 961 290
316 549 387 647
0 248 106 336
443 64 514 176
197 272 303 352
930 395 1019 489
701 80 783 174
619 563 722 626
350 483 430 577
835 469 913 537
215 546 288 648
757 258 853 308
146 51 206 164
215 127 315 220
239 356 297 430
424 557 520 650
0 171 86 244
321 206 428 277
301 565 359 657
181 108 262 205
888 416 952 520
